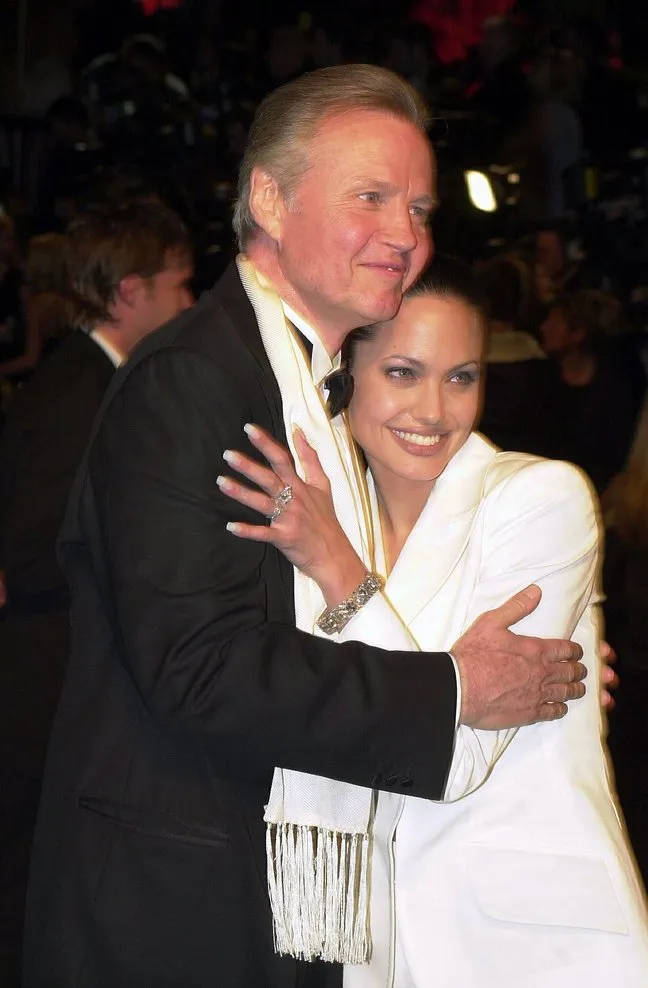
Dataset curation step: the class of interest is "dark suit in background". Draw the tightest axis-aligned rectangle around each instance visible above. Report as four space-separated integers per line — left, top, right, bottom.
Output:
0 331 115 986
480 357 562 458
24 265 457 988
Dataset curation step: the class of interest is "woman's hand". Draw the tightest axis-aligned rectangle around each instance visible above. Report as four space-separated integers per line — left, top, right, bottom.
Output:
218 424 368 607
600 641 618 710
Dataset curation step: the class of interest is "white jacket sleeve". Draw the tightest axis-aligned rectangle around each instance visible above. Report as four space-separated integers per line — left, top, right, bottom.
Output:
443 457 600 801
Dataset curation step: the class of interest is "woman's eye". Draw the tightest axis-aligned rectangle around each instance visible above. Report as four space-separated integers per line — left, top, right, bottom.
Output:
386 366 415 380
450 370 479 387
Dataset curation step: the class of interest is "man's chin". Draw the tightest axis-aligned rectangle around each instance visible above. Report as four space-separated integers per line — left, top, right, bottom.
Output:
362 291 403 325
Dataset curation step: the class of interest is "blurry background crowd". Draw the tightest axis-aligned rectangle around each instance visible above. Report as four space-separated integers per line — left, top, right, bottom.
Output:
3 0 648 471
2 0 648 980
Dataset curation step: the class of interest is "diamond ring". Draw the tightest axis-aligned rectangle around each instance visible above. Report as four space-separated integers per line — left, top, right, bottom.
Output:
270 485 293 522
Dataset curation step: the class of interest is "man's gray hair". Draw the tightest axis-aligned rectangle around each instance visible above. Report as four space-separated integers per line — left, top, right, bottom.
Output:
232 64 430 250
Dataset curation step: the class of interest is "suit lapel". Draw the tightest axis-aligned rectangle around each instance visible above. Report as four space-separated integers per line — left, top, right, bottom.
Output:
210 263 297 606
211 263 286 437
378 434 497 629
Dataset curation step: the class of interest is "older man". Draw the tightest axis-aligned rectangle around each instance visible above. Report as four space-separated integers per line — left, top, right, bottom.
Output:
24 66 585 988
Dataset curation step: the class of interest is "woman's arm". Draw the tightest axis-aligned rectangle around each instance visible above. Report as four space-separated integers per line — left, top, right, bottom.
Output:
444 457 599 801
221 424 421 649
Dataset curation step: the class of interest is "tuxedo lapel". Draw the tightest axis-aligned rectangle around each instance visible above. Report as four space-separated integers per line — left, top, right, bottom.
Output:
378 434 498 630
212 263 285 435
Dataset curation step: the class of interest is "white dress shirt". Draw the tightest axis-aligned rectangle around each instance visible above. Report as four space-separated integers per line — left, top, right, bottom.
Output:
89 330 124 369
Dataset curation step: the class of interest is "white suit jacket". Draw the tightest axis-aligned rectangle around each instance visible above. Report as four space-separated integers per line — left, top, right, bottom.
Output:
342 432 648 988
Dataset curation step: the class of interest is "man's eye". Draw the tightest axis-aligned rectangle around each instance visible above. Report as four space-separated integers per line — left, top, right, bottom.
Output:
410 205 432 223
359 192 381 204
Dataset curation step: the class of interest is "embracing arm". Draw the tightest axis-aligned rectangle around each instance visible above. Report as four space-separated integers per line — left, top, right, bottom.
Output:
444 458 599 800
88 347 457 797
224 425 588 730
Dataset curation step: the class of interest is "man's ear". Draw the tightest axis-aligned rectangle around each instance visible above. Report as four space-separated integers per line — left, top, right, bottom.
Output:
248 168 285 242
116 273 145 310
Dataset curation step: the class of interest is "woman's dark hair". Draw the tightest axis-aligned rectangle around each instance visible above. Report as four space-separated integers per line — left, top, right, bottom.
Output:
326 255 485 417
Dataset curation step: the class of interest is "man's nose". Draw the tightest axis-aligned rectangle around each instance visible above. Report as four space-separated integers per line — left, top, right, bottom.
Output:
382 204 418 253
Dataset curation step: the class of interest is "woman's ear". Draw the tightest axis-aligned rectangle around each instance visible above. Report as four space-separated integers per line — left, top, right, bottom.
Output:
248 168 284 243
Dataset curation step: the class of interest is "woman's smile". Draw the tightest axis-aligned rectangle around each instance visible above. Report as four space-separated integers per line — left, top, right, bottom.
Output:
389 428 447 456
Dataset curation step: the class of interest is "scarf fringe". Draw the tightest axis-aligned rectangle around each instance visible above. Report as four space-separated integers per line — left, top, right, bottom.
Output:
266 822 371 965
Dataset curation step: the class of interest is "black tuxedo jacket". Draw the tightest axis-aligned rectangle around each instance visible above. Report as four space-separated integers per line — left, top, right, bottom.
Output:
24 266 457 988
0 329 114 600
0 331 114 986
0 328 115 765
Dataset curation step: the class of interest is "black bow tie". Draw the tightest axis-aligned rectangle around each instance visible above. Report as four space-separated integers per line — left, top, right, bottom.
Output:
294 328 313 362
324 367 354 418
292 325 353 417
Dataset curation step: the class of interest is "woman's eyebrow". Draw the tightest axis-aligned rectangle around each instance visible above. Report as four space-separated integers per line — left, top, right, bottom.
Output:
447 359 481 374
382 354 426 371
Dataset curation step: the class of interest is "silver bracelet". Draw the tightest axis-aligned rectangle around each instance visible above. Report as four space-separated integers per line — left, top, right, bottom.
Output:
316 573 384 636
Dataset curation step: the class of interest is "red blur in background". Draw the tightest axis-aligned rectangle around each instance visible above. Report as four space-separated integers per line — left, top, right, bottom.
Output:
412 0 516 63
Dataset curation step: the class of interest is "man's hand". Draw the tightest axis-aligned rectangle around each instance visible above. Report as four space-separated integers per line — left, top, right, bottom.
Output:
452 584 586 730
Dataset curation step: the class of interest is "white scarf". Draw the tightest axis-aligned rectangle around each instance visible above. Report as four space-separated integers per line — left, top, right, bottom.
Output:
237 256 377 964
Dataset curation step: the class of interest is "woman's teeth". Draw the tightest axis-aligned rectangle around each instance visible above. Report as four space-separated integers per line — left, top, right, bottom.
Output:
394 430 441 446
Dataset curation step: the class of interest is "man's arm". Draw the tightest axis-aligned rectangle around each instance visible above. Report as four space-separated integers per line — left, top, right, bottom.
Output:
87 347 457 798
219 424 586 734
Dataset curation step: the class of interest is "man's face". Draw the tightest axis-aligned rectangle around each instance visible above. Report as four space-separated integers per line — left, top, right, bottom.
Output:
536 231 564 280
273 109 436 339
126 254 194 351
144 259 194 330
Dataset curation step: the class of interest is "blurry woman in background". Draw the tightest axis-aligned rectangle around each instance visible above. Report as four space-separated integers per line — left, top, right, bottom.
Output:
0 233 70 389
22 234 71 356
603 398 648 886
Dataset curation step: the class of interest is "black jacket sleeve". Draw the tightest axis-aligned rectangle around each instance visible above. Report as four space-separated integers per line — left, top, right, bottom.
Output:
86 346 457 799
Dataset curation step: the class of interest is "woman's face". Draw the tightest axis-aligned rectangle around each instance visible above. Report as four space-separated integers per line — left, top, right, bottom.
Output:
348 293 483 491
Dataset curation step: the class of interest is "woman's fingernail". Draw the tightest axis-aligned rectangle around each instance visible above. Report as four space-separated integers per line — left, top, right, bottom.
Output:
244 423 259 437
226 522 240 534
216 475 229 488
223 449 236 464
